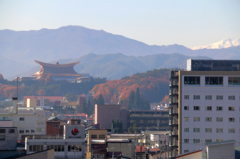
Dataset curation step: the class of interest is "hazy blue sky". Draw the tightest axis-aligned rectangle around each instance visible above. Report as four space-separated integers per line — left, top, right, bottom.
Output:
0 0 239 47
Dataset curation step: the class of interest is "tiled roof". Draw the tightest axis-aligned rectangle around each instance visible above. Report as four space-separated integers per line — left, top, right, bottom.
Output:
23 96 63 101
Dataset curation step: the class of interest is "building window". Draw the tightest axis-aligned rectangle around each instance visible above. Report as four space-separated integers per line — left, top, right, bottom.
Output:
194 117 200 122
184 150 189 153
216 117 223 122
229 118 235 122
205 95 212 100
184 76 200 85
205 128 212 133
205 117 212 122
184 139 189 143
216 128 223 133
184 128 189 132
19 117 24 121
91 135 97 139
99 135 105 139
0 129 6 133
184 117 189 121
205 106 212 111
19 130 24 134
216 95 223 100
205 77 223 85
57 145 64 152
193 128 200 132
228 77 240 85
193 139 200 143
53 125 58 128
75 121 80 125
31 130 35 133
184 106 189 110
228 107 235 111
9 129 15 133
205 139 212 144
228 96 235 100
193 95 200 100
228 128 235 133
216 106 223 111
194 106 200 110
184 95 189 99
26 130 29 133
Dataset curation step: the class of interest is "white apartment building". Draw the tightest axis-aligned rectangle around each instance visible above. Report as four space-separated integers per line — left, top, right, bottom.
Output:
169 59 240 158
0 98 46 140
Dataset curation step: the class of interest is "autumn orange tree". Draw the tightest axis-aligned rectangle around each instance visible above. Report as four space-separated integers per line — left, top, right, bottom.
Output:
91 69 171 104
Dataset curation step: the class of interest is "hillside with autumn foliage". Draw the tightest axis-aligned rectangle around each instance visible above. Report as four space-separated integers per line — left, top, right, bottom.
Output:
91 69 170 104
0 77 106 101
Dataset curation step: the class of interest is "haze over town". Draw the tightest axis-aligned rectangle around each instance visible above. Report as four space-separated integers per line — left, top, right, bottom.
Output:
0 1 240 159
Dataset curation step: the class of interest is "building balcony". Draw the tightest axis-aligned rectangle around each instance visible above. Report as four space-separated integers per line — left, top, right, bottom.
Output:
170 71 179 79
169 147 178 159
169 140 178 147
169 89 178 96
169 119 178 126
169 98 178 104
169 129 178 137
169 107 178 115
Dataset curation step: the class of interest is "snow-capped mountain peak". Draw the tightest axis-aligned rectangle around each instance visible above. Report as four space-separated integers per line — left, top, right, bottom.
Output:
191 38 240 50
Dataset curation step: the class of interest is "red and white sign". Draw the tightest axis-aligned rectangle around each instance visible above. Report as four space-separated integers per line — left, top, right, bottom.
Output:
64 125 84 139
71 128 79 135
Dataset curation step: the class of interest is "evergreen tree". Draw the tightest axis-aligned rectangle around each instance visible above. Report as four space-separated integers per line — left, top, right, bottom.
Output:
116 120 120 133
133 124 138 133
144 99 150 110
112 119 115 129
119 120 123 133
97 94 105 105
139 94 144 110
82 98 88 113
127 91 135 110
134 87 140 108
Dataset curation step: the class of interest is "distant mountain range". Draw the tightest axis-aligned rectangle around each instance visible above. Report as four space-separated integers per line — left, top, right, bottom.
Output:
191 38 240 50
12 53 210 80
0 25 239 79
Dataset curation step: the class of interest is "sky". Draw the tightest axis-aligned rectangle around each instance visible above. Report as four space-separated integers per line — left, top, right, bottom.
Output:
0 0 240 48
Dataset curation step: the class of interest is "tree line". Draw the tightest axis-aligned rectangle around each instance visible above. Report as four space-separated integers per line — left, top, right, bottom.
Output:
120 87 150 110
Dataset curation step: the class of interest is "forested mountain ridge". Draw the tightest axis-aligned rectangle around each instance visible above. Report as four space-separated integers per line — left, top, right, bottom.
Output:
91 69 170 104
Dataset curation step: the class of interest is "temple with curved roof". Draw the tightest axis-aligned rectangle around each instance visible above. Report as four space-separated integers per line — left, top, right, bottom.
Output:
32 60 83 81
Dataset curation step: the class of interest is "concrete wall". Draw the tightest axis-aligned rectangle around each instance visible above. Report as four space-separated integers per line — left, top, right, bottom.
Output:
0 127 18 150
107 142 135 159
95 104 120 129
207 142 235 159
27 99 37 108
18 149 54 159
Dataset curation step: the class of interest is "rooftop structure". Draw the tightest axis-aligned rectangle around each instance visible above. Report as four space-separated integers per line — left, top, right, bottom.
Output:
32 60 83 81
187 59 240 71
